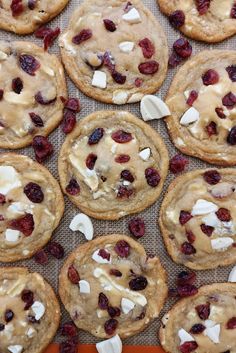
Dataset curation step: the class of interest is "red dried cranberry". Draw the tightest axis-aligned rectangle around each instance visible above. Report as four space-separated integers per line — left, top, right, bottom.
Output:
104 318 118 335
139 38 155 59
168 52 182 68
203 170 221 185
68 265 80 284
103 19 116 32
28 0 36 10
112 130 132 143
43 27 60 51
179 341 198 353
64 98 80 112
66 179 80 196
108 306 121 318
72 29 92 45
29 112 44 127
202 69 219 86
47 242 64 259
216 208 231 222
190 323 206 334
0 194 6 204
9 214 34 236
169 10 185 28
32 136 53 163
179 211 192 225
186 231 196 244
181 242 196 255
24 182 44 203
222 92 236 109
35 91 56 105
61 322 77 337
215 107 226 119
98 293 109 310
114 240 130 258
34 26 52 38
195 0 211 15
170 154 189 174
177 284 198 297
12 77 23 94
111 71 126 84
5 309 14 322
124 1 132 11
0 215 4 221
98 249 111 261
173 38 192 59
110 269 122 277
0 89 3 100
120 170 134 183
117 185 134 199
200 224 214 236
195 303 210 320
177 271 196 286
227 126 236 145
115 154 130 163
0 324 5 331
206 121 217 136
19 55 40 76
34 249 48 265
62 110 76 134
11 0 24 16
134 78 143 87
88 128 104 145
226 65 236 82
128 218 145 239
231 3 236 18
59 340 77 353
186 90 198 106
103 51 115 72
227 317 236 329
129 276 148 291
138 61 159 75
21 289 34 310
145 167 161 187
86 153 97 170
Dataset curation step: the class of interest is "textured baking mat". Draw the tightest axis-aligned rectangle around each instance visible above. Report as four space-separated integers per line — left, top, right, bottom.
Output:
0 0 236 348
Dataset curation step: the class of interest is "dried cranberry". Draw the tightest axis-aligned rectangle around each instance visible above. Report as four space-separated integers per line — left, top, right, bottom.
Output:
195 0 211 15
169 10 185 28
227 126 236 145
0 89 3 100
168 288 179 297
88 128 104 145
134 78 143 87
66 179 80 196
200 224 214 236
227 317 236 329
170 154 189 174
21 289 34 310
103 51 115 72
115 154 130 163
124 1 132 12
24 182 44 203
145 167 161 187
98 293 109 310
34 26 52 38
138 61 159 75
181 242 196 255
129 276 148 291
5 309 14 322
206 121 217 136
29 112 44 127
226 65 236 82
190 323 206 334
28 0 36 10
35 91 56 105
0 324 5 331
98 249 110 261
0 194 6 204
128 218 145 239
9 214 34 236
168 52 182 68
203 170 221 185
32 135 53 163
139 38 155 59
120 170 134 183
64 98 80 112
179 211 192 225
47 242 64 259
43 27 60 51
19 55 40 76
61 110 76 134
0 215 4 221
117 185 134 199
110 269 122 277
186 90 198 106
12 77 23 94
215 107 226 119
177 271 196 286
68 265 80 284
202 69 219 86
28 315 39 324
195 303 210 320
103 19 116 32
173 38 192 59
222 92 236 109
61 322 77 337
186 231 196 244
86 153 97 170
177 284 198 297
111 71 126 84
34 249 48 265
114 240 130 258
11 0 24 16
59 340 77 353
72 29 92 45
231 3 236 18
179 341 198 353
112 130 132 143
104 318 118 335
108 306 121 318
216 208 231 222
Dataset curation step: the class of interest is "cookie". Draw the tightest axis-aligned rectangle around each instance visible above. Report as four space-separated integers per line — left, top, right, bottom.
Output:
58 110 169 220
160 283 236 353
165 50 236 166
0 267 60 353
59 234 167 339
0 41 67 149
157 0 236 43
0 153 64 262
159 168 236 270
59 0 168 104
0 0 69 34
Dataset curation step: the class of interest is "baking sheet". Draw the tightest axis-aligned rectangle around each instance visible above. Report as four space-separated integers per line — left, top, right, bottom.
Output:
1 0 236 347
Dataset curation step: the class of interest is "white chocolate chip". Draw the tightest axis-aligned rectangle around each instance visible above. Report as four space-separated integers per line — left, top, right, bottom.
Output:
119 41 134 53
79 280 91 294
4 91 34 106
121 298 135 314
211 183 234 199
5 229 21 243
180 107 199 125
26 327 36 338
8 346 23 353
92 71 107 89
127 93 144 103
141 95 171 121
0 166 22 195
0 50 7 60
41 65 55 77
228 265 236 282
92 250 111 264
191 199 218 216
202 212 221 228
204 323 221 344
178 328 195 345
31 301 45 320
69 213 94 241
211 237 234 251
122 8 141 23
123 181 130 186
112 90 128 105
7 202 34 218
139 148 151 161
96 335 122 353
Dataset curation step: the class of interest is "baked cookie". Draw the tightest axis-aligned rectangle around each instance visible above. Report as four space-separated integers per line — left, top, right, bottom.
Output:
165 50 236 166
59 0 168 105
58 110 169 220
59 234 167 338
160 283 236 353
0 153 64 262
157 0 236 43
0 0 69 34
0 41 67 149
159 168 236 270
0 267 60 353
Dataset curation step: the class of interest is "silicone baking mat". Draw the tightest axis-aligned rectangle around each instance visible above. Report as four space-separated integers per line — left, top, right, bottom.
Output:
0 0 235 350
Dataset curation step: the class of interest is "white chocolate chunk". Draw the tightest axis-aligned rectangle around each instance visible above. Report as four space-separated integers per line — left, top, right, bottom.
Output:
178 329 195 345
202 212 221 228
92 71 107 89
112 90 128 105
127 93 143 103
228 265 236 282
31 301 45 320
5 229 21 243
141 95 171 121
96 335 122 353
122 8 141 23
139 148 151 161
92 250 111 264
8 346 23 353
211 237 234 250
7 202 34 218
180 107 199 125
121 298 135 314
4 91 34 105
27 327 36 338
69 154 99 192
119 41 134 53
191 199 218 216
0 50 7 60
0 166 22 195
79 280 91 294
205 320 216 328
41 64 55 77
204 323 221 344
69 213 94 240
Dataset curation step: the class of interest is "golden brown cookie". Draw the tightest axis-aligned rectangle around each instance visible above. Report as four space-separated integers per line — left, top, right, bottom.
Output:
157 0 236 43
0 153 64 262
159 168 236 270
165 50 236 166
0 0 69 34
59 0 168 104
0 267 60 353
0 41 67 149
59 234 167 339
58 110 169 220
160 283 236 353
